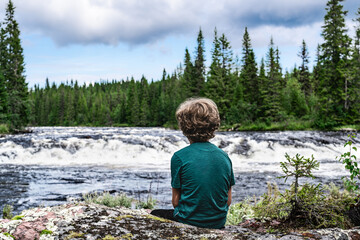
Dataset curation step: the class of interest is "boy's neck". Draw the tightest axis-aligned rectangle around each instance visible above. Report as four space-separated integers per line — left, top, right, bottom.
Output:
188 138 210 144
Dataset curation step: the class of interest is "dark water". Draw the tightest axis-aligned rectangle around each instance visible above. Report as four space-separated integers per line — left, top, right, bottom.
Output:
0 165 344 215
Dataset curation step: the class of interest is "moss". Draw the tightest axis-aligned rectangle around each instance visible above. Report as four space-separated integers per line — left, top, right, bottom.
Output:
168 237 180 240
3 233 15 239
115 215 133 221
11 215 24 220
119 233 133 240
145 215 172 223
65 231 85 239
102 235 119 240
40 229 53 235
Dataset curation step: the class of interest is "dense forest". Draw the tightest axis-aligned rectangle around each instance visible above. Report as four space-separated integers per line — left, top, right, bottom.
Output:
1 0 360 130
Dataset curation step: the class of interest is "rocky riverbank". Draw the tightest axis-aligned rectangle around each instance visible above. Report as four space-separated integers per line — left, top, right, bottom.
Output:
1 203 360 240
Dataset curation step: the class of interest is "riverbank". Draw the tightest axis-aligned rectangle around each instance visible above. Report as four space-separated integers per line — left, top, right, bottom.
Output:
1 202 360 240
1 122 359 135
220 121 360 132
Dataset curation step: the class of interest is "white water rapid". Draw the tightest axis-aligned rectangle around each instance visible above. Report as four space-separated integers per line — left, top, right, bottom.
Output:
0 127 357 176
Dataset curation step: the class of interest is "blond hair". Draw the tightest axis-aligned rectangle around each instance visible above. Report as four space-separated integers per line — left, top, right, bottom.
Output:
176 98 220 142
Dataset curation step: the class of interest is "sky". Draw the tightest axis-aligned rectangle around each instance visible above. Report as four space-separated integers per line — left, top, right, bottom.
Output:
0 0 359 88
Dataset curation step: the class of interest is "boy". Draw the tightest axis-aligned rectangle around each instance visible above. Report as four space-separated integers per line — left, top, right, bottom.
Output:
171 98 235 229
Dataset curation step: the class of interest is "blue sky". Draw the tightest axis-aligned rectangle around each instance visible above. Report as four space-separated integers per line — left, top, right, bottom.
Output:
0 0 359 88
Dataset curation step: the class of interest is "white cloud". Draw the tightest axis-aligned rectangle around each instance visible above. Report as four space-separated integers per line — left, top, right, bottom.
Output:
9 0 358 47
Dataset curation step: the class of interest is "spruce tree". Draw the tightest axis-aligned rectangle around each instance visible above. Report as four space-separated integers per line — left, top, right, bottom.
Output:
258 58 267 118
205 28 222 105
348 7 360 122
2 0 28 129
262 38 282 122
0 69 7 123
182 48 194 98
192 28 206 96
318 0 352 125
240 27 258 105
205 29 233 120
312 44 323 94
298 40 312 96
0 22 7 123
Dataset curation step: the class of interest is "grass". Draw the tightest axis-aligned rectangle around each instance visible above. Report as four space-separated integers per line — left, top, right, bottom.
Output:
83 192 132 208
83 191 157 209
221 120 315 131
226 182 356 230
221 121 360 132
2 204 13 219
226 199 255 225
333 125 360 131
0 124 9 134
136 194 157 209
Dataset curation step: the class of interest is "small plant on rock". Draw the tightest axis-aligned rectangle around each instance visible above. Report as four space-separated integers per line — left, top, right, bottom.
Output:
83 191 132 208
136 194 157 209
337 133 359 192
279 153 319 211
226 198 255 225
2 204 13 219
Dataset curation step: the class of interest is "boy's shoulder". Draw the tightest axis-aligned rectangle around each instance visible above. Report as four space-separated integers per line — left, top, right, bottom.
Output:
175 142 229 157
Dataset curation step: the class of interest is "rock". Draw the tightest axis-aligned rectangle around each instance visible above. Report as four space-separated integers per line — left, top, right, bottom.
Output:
1 203 360 239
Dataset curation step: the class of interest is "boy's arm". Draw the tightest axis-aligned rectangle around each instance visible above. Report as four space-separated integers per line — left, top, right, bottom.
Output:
227 187 232 206
172 188 181 207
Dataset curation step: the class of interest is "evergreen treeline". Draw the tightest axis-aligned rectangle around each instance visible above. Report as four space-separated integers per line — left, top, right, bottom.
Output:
3 0 360 129
0 0 28 130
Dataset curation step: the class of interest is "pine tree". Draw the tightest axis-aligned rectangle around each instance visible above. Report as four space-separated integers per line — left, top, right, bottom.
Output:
0 22 7 123
348 7 360 122
205 28 222 104
240 27 258 105
205 29 233 120
262 38 282 121
2 0 28 129
182 48 194 98
139 76 150 126
258 58 266 115
312 44 323 94
0 69 7 122
318 0 352 125
298 40 312 96
192 28 206 96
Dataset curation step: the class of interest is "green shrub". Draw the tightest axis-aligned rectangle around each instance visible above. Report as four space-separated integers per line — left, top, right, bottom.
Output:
232 152 357 230
83 192 132 208
2 204 13 219
251 182 355 229
136 195 156 209
226 199 255 225
0 124 9 134
253 182 291 220
40 229 53 235
337 133 359 191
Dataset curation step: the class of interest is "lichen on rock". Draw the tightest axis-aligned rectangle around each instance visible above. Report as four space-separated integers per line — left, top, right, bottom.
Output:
1 203 360 239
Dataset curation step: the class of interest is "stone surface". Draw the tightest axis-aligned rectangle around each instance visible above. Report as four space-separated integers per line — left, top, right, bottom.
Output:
1 203 360 239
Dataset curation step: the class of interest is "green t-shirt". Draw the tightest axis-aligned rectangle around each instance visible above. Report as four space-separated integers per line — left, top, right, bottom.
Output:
171 141 235 229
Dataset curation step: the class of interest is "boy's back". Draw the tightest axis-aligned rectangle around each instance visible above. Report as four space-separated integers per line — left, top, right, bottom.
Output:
171 141 235 229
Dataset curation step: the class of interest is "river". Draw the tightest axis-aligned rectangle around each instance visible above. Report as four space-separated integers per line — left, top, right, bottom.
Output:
0 127 357 214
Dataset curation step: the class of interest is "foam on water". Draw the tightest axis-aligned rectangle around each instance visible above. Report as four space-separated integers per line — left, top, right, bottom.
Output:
0 127 357 176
